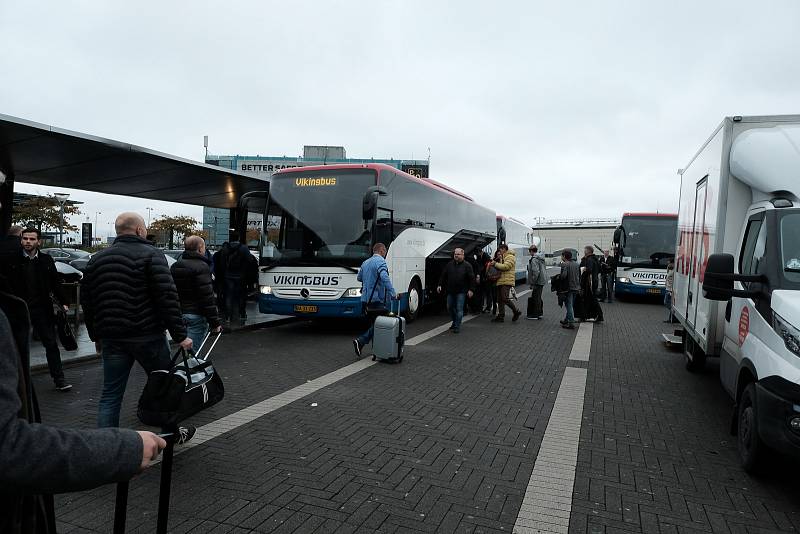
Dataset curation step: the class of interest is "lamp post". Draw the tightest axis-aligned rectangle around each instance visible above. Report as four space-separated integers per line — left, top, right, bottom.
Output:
146 207 154 227
53 193 70 249
94 211 101 245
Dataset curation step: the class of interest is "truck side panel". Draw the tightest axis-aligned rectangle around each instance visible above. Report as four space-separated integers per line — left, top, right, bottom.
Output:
674 125 726 353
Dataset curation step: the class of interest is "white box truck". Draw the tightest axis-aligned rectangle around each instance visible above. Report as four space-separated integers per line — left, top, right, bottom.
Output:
673 115 800 471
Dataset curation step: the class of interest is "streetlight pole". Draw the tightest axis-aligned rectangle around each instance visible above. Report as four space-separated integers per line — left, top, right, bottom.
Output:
95 211 101 245
146 207 154 227
54 193 70 249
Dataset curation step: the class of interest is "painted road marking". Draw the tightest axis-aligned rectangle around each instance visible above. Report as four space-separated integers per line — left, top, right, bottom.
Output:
568 322 593 361
513 321 592 533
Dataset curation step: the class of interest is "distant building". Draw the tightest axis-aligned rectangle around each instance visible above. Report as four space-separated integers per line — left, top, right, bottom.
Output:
532 218 620 262
203 146 429 247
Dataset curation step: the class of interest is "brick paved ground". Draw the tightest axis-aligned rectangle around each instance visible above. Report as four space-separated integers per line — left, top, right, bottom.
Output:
33 285 800 533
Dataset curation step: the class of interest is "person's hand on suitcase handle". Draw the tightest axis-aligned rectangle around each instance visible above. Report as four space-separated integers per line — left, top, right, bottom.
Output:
136 431 167 472
179 337 193 350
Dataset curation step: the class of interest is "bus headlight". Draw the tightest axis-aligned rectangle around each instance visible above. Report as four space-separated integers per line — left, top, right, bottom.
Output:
617 277 631 284
773 312 800 356
346 287 362 298
260 285 273 295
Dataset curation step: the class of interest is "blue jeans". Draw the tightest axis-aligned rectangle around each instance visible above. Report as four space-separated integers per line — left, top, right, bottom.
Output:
447 292 466 330
183 313 209 352
565 291 577 323
97 337 172 428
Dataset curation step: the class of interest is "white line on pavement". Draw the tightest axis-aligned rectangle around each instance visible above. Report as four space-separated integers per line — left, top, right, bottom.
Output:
568 322 593 361
162 289 531 460
513 320 592 533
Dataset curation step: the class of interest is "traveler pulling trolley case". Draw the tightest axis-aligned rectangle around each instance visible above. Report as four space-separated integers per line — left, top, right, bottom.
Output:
114 331 222 533
372 299 405 363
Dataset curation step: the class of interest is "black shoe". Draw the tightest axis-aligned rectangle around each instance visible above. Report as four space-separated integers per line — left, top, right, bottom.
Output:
491 317 504 323
512 311 521 322
595 317 604 323
560 319 568 325
176 426 196 445
449 324 456 330
561 323 575 329
55 380 72 392
352 339 362 358
453 328 460 333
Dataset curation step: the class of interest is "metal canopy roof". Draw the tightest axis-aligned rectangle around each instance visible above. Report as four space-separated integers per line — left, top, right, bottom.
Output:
0 113 267 208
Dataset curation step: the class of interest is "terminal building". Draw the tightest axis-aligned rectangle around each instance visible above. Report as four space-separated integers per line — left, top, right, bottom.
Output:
202 145 429 247
532 218 620 262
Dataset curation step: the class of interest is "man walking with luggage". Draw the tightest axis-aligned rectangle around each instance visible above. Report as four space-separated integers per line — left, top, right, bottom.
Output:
0 267 168 533
526 245 547 319
579 246 604 323
171 235 222 348
82 212 194 441
11 228 72 391
599 249 616 302
491 244 521 322
215 232 257 326
353 242 396 357
560 250 581 329
437 248 475 333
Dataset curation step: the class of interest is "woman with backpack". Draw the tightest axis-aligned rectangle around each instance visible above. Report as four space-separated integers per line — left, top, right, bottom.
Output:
483 250 502 315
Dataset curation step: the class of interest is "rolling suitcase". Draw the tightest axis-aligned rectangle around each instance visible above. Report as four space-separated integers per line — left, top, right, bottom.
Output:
371 299 405 363
114 431 176 534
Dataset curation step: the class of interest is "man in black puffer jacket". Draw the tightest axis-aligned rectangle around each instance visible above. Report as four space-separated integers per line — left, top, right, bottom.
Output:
82 212 192 429
171 235 221 349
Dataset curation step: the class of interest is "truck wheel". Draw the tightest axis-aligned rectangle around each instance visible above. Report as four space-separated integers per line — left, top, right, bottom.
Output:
684 337 706 372
738 383 765 473
404 279 421 323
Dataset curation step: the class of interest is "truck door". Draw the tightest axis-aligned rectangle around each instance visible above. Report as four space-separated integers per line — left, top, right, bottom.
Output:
721 212 766 394
687 179 708 331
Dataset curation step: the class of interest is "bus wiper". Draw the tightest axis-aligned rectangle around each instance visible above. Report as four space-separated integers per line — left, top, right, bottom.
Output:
317 258 360 273
785 267 800 273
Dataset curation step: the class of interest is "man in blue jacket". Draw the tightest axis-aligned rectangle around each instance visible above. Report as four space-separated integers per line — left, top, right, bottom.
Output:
353 242 397 357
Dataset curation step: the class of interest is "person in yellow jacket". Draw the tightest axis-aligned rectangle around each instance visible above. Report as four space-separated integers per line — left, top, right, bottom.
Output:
490 244 521 322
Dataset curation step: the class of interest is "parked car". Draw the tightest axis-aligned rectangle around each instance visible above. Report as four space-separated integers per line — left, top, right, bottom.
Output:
54 261 83 283
71 251 176 271
41 247 91 263
163 249 184 260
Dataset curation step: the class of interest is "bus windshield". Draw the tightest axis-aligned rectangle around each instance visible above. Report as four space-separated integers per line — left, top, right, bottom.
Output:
619 216 677 267
264 169 377 267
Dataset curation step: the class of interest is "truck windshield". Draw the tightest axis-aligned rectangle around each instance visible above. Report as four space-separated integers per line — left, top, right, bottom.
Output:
619 216 677 267
780 212 800 285
263 170 377 267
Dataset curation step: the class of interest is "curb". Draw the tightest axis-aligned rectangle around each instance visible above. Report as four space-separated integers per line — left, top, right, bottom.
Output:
30 316 297 374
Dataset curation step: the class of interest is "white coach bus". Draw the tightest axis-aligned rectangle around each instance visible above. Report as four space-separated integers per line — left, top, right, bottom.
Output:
241 163 497 322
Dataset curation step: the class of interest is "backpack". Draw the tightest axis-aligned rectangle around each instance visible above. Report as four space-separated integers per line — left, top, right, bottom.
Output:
225 244 249 276
485 261 501 282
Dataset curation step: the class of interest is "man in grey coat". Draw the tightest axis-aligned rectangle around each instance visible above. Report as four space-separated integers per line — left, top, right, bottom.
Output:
0 269 166 533
526 245 547 319
559 250 581 329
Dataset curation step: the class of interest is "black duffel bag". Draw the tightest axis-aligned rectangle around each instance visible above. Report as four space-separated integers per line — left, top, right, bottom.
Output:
138 332 224 428
54 308 78 351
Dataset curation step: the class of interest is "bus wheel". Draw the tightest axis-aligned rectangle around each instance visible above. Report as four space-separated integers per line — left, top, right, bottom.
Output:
738 383 766 473
405 280 421 323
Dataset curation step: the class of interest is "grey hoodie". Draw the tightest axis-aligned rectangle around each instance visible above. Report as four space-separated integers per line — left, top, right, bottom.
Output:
527 253 547 286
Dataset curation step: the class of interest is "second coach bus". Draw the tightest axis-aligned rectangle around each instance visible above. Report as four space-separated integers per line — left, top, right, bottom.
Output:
242 163 497 321
614 212 678 297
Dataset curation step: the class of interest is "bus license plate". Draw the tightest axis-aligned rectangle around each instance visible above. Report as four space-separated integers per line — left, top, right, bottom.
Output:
294 305 318 313
647 288 661 295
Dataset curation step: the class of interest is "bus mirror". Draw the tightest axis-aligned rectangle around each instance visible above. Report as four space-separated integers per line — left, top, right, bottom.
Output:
362 186 388 220
703 253 735 301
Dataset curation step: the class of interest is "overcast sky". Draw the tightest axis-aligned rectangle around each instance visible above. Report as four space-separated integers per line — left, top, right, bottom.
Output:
2 1 799 239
